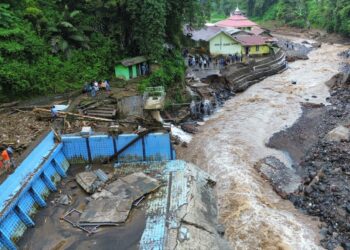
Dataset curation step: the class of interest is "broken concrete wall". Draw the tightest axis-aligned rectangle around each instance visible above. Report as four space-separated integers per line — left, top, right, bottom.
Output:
140 160 230 250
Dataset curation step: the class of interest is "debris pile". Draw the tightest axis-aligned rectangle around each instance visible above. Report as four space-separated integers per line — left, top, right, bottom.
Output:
61 169 160 234
79 172 160 226
0 111 50 154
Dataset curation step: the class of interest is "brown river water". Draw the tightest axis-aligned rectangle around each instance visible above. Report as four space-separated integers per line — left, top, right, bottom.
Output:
177 41 348 249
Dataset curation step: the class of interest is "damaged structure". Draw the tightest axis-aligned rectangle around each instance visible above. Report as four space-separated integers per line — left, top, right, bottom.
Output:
0 130 227 249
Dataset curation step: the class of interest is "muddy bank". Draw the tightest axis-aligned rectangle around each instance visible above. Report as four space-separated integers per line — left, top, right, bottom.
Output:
269 68 350 249
177 41 348 249
268 103 327 166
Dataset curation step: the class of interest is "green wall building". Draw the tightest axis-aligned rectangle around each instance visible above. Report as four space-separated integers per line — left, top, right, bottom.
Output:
115 56 148 81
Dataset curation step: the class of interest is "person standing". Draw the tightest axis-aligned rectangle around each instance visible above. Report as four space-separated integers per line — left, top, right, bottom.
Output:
0 147 15 171
51 106 58 121
105 80 111 94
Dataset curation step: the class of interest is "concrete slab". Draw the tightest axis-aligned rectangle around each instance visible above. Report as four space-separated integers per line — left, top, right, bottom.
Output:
79 198 133 225
106 172 160 200
79 172 160 226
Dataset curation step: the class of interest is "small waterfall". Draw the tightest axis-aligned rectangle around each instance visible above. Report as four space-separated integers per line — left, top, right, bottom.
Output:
202 99 213 116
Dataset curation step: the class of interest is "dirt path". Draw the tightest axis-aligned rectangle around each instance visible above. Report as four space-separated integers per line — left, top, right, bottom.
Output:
177 42 348 249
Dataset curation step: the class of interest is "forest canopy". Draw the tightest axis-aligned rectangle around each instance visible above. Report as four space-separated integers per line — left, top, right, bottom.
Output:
0 0 211 99
215 0 350 36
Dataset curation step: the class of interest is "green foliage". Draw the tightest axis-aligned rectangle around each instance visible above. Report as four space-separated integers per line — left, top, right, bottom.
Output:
210 12 226 23
0 4 18 28
214 0 350 36
138 52 185 93
0 0 211 100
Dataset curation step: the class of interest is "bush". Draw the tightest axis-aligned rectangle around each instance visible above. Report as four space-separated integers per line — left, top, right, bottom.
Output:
138 51 185 92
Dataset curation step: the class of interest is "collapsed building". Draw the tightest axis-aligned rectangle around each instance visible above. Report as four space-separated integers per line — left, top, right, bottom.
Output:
0 129 229 250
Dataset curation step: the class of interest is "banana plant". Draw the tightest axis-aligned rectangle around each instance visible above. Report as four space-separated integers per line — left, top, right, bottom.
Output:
49 8 90 57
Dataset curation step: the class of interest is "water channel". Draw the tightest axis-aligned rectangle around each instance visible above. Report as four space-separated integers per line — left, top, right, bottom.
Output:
178 41 348 249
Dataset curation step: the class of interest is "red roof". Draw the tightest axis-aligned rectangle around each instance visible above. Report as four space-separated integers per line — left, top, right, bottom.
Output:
250 26 265 35
215 13 257 28
234 35 267 46
227 15 248 21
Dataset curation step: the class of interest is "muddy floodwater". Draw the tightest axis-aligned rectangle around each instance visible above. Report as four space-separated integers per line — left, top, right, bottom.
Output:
178 42 348 249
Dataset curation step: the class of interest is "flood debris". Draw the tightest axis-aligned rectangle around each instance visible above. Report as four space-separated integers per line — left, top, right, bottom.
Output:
79 172 160 226
55 194 72 206
75 169 109 194
61 209 99 235
140 160 230 250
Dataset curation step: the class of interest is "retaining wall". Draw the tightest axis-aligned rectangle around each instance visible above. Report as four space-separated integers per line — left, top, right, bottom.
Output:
0 131 175 250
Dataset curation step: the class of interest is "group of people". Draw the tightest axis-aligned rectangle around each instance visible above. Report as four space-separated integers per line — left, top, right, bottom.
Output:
188 55 212 69
0 147 15 172
187 53 244 70
83 80 111 97
214 53 243 68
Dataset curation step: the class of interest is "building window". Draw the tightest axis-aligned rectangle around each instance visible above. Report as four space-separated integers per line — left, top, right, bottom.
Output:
256 46 259 52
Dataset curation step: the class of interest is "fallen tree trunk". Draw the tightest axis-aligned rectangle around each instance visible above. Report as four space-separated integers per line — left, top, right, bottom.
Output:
33 108 115 122
0 101 19 109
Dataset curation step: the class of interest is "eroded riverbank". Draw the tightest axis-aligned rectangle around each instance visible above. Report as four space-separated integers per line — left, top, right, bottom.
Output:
177 42 348 249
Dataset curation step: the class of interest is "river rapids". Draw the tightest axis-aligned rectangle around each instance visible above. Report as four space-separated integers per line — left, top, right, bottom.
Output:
178 42 348 249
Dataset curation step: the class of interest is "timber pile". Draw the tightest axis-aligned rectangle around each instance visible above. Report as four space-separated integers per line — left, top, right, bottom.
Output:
33 108 115 122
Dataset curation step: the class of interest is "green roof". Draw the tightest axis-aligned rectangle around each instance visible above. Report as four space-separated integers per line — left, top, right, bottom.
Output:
119 56 147 67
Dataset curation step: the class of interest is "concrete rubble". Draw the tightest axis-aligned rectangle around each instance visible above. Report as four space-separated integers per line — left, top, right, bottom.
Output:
79 172 160 226
140 160 230 250
75 169 109 194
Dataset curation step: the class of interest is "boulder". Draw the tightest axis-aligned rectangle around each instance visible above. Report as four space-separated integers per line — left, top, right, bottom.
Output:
255 156 302 198
326 126 350 142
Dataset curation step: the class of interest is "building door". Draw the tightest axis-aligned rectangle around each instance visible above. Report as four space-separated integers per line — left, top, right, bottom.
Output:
129 66 133 79
245 47 249 55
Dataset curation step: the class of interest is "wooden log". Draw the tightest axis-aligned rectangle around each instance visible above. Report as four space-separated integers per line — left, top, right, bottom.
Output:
33 108 115 122
0 101 19 109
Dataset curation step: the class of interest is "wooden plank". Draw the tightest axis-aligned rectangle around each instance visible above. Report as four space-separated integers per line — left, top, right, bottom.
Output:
33 108 115 122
